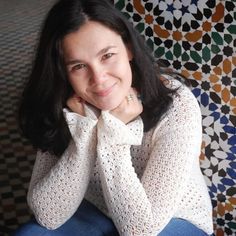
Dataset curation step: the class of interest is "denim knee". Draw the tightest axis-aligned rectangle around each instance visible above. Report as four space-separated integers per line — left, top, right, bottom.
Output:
12 220 50 236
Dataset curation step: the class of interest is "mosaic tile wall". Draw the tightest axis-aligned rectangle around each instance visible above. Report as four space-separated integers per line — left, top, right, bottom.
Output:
114 0 236 235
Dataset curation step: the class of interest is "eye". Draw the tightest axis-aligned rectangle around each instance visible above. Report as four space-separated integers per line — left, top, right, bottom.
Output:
102 53 114 61
72 63 86 71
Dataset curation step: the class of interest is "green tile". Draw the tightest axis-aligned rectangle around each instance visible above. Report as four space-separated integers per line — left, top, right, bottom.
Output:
135 22 145 33
190 51 202 63
227 25 236 34
147 38 154 51
182 52 190 61
202 46 211 62
165 51 173 60
115 0 125 10
224 34 233 44
212 32 223 45
155 46 165 57
211 44 221 54
173 42 182 58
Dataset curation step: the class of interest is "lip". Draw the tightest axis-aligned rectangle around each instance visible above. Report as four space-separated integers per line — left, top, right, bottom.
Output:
95 83 116 97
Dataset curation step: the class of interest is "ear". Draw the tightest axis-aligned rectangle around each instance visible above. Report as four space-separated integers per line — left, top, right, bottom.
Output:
128 51 133 61
126 43 133 61
128 49 133 61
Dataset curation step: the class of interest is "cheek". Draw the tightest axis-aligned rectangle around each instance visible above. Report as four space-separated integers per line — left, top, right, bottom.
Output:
68 76 85 94
113 59 133 83
122 62 133 86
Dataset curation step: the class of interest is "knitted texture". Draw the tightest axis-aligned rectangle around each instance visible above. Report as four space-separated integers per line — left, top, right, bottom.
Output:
27 80 213 235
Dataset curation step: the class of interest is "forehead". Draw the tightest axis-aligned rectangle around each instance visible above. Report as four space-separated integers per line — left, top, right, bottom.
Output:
62 21 124 57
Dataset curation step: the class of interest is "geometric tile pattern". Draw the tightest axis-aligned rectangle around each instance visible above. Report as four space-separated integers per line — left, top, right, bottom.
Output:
114 1 236 235
0 0 55 234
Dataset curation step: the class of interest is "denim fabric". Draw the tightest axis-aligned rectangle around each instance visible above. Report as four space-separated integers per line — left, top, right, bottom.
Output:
12 199 119 236
13 200 212 236
158 218 213 236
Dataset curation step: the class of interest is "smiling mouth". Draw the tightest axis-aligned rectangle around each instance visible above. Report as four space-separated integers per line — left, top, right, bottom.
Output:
95 83 116 97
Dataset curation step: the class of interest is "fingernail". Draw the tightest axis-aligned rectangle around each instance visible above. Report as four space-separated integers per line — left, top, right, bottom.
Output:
74 95 82 102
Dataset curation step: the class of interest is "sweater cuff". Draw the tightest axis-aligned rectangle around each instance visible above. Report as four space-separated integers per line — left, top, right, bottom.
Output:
63 105 98 137
97 111 143 146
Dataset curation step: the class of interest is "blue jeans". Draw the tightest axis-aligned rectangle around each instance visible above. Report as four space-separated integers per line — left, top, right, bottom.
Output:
13 200 212 236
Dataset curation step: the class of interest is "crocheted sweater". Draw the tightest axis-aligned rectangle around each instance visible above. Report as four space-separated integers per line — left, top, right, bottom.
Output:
27 80 213 236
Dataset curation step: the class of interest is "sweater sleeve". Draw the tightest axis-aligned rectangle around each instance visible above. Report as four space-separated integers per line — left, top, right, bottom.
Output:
27 107 97 229
96 86 202 236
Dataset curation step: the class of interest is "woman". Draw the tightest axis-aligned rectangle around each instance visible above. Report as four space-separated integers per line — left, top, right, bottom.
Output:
15 0 214 235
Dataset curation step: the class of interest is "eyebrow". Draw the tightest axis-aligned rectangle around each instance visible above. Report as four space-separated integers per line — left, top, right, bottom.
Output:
65 45 117 66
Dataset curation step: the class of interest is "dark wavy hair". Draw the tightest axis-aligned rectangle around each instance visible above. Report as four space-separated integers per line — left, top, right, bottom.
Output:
19 0 178 156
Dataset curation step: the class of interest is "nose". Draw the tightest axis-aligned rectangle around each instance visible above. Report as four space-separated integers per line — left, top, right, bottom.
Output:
90 65 107 84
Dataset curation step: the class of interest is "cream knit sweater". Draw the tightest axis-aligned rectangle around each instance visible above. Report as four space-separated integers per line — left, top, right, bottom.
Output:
27 80 213 235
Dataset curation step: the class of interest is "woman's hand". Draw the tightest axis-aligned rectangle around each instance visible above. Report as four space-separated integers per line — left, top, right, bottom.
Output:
110 88 143 124
66 94 85 116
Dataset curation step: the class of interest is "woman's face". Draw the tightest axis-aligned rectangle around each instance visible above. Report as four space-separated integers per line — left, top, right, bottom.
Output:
62 21 133 111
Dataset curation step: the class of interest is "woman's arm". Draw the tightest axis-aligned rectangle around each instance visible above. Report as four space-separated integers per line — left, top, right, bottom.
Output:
96 86 202 235
27 109 97 230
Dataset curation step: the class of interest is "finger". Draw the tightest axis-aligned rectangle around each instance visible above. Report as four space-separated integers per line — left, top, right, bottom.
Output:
66 94 85 115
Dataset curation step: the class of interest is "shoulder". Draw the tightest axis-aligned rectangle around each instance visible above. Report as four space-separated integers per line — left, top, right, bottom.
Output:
150 76 202 146
163 75 200 111
160 75 202 127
